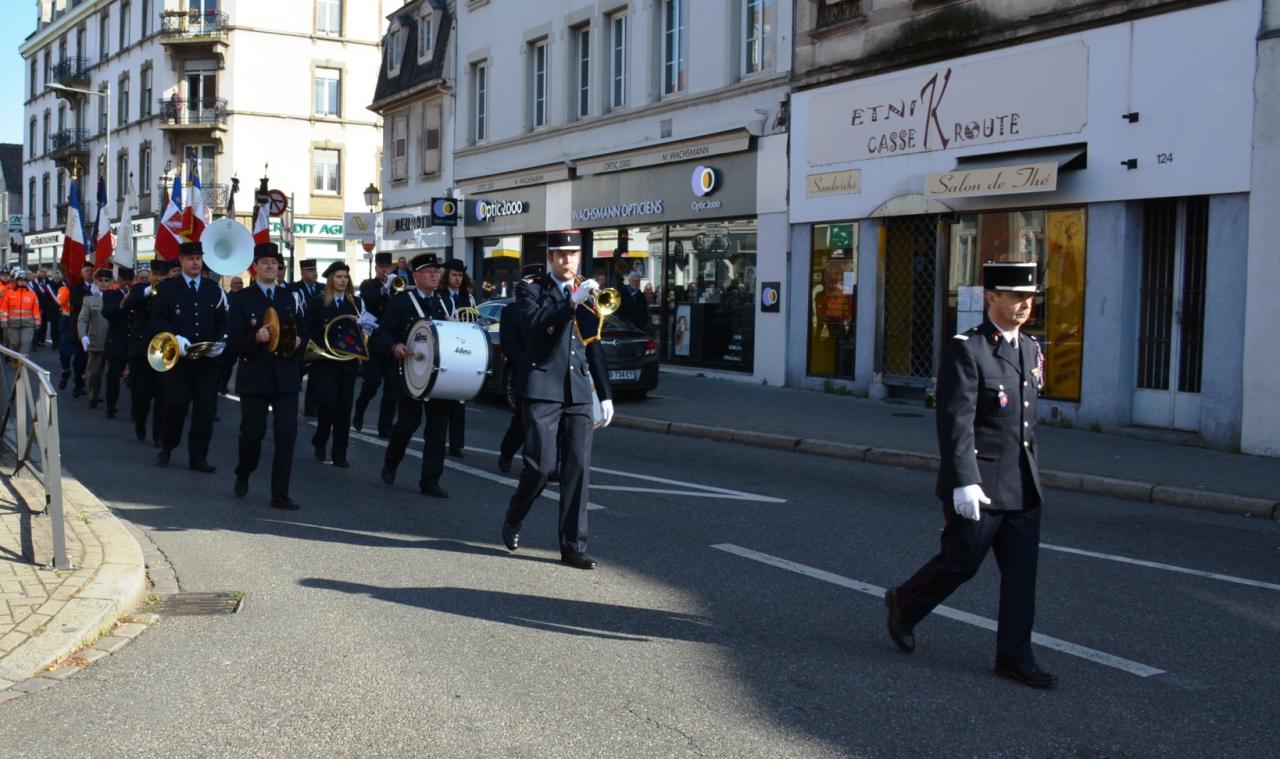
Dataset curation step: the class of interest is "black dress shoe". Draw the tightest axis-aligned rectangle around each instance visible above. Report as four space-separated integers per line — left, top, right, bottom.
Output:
58 377 68 390
420 481 449 498
448 447 465 459
269 495 302 511
885 588 916 654
135 426 147 442
72 387 84 398
234 477 248 498
189 460 217 474
501 523 520 552
88 399 99 408
497 455 513 474
547 471 560 484
105 409 116 419
377 430 390 440
156 448 171 467
560 551 596 570
314 445 326 462
331 459 350 468
995 661 1057 689
381 466 395 485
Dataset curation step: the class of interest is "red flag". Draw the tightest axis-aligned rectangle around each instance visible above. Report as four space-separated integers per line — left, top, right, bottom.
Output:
60 180 88 284
155 172 185 261
94 177 114 269
253 199 270 245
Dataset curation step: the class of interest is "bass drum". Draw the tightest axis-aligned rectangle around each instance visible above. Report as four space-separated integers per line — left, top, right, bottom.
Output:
400 320 491 402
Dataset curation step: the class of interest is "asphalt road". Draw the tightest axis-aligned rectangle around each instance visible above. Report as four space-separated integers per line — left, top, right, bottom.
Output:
3 365 1279 758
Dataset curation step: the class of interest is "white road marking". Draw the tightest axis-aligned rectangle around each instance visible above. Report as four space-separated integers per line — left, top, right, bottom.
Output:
711 543 1167 679
1041 543 1280 592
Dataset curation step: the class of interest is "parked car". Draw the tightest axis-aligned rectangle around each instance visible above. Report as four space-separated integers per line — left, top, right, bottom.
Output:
477 298 659 406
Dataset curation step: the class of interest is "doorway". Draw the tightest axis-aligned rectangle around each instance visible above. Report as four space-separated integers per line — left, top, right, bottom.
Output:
881 215 940 383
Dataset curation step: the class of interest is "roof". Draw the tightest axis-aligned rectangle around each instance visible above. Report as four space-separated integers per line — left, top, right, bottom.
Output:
371 0 452 112
0 144 24 194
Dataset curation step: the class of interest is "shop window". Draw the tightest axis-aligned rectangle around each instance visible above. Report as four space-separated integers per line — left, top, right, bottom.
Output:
477 235 525 300
808 223 857 377
663 219 756 371
589 227 661 333
947 208 1086 400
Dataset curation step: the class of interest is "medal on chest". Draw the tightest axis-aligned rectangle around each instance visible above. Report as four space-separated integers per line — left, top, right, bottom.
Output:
998 388 1009 408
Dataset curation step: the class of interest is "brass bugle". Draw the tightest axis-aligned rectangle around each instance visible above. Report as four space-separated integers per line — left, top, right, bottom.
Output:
391 275 408 294
146 332 218 372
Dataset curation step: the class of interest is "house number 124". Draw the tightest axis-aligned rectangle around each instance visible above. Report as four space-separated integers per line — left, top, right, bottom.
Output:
1157 152 1174 164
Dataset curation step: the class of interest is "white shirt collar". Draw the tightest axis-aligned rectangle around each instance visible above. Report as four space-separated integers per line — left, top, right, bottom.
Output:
184 274 201 288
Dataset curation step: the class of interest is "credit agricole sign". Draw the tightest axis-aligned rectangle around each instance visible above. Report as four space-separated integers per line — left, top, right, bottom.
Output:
806 42 1088 165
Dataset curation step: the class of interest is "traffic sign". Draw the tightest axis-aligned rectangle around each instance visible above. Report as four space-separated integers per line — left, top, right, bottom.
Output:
267 190 289 217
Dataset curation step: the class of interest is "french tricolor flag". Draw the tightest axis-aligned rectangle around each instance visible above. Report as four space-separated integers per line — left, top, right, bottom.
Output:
252 198 271 245
93 175 114 269
59 179 87 285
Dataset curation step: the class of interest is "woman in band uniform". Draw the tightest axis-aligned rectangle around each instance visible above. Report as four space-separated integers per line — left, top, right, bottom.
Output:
309 261 364 468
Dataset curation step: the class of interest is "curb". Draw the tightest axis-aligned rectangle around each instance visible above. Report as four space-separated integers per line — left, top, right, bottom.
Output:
612 415 1280 520
0 471 146 684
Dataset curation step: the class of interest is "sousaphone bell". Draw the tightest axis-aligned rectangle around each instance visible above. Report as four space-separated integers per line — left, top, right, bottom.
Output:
200 216 256 277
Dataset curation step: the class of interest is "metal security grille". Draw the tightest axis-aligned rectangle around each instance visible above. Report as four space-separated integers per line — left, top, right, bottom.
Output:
1137 199 1176 390
1178 197 1208 394
882 216 939 381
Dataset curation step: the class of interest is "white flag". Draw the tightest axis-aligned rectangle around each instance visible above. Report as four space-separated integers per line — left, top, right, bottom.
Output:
115 177 136 269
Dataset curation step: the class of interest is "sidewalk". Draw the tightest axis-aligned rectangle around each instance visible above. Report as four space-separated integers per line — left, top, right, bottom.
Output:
0 466 146 693
614 371 1280 519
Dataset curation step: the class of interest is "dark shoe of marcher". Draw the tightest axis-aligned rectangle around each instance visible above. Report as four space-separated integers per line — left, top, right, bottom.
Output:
314 445 326 462
497 455 512 474
72 387 84 398
559 552 596 570
88 398 99 408
352 404 366 432
234 477 248 498
420 481 449 499
448 447 465 459
547 471 560 484
377 429 390 440
135 425 147 442
58 376 68 390
381 466 395 486
885 588 916 654
501 523 520 552
156 448 171 467
995 662 1057 689
303 408 318 418
106 409 116 419
331 459 350 468
189 460 217 474
269 495 301 511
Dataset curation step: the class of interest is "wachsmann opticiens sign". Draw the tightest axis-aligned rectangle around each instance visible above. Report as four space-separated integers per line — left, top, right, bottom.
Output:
806 42 1088 165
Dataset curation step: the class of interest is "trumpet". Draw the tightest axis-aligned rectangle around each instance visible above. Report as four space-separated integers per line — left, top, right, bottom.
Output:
147 332 218 372
390 275 408 294
454 306 481 323
572 276 621 317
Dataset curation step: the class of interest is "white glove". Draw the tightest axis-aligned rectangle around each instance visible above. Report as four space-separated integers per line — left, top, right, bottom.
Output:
571 279 598 306
207 341 226 358
952 484 991 521
80 335 90 351
89 283 101 296
600 399 614 428
144 285 152 297
176 335 191 357
357 311 379 334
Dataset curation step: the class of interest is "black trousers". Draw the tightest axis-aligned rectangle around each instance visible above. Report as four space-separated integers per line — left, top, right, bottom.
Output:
236 391 299 498
128 356 163 441
895 503 1042 668
311 361 357 462
72 341 87 390
447 401 466 451
354 354 399 435
384 394 451 488
104 355 128 413
504 399 593 555
160 360 219 463
499 405 525 460
303 364 320 414
218 347 238 392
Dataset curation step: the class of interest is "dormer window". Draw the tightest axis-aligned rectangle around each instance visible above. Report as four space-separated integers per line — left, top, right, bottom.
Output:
387 23 403 76
417 8 433 61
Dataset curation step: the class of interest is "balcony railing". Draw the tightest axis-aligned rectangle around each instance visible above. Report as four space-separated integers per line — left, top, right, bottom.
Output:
202 183 230 211
49 128 92 157
159 96 228 127
816 0 864 29
51 57 90 86
160 9 230 40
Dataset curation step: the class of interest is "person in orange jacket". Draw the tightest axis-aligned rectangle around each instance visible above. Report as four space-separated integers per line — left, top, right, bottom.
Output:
57 276 74 388
1 269 42 354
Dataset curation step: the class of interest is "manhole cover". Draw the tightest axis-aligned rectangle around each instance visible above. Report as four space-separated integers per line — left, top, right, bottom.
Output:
891 412 924 418
147 592 244 615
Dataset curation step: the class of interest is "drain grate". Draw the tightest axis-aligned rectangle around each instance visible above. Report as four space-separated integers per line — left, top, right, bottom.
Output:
146 592 244 615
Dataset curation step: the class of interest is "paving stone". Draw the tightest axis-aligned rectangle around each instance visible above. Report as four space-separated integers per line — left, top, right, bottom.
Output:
126 612 160 626
75 648 110 665
13 614 51 635
11 677 58 693
43 664 82 681
91 636 129 653
112 622 147 640
0 630 28 651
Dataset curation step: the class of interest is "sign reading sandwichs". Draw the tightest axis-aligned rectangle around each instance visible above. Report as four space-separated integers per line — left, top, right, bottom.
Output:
806 42 1088 165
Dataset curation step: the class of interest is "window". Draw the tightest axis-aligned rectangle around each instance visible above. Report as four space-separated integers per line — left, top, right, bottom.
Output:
609 12 627 110
29 119 37 159
43 49 51 87
76 25 86 60
391 114 407 180
117 151 128 199
99 11 109 61
313 67 341 117
808 223 858 377
316 0 342 37
141 65 153 117
471 62 488 142
42 174 50 218
417 8 432 59
58 104 66 132
98 85 108 133
387 25 403 75
817 0 863 29
57 173 65 216
141 0 151 37
662 0 687 95
120 1 131 49
118 74 130 125
42 113 50 154
140 143 151 195
573 26 590 120
30 58 37 98
314 149 340 194
742 0 774 75
422 101 442 175
530 40 548 129
28 178 35 226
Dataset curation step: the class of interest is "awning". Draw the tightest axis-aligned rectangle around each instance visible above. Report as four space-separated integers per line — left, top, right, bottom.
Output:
926 144 1086 200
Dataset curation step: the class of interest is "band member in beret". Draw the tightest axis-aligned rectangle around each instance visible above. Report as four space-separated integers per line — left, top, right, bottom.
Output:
354 251 399 437
309 261 364 468
439 258 475 458
123 261 166 444
885 261 1055 688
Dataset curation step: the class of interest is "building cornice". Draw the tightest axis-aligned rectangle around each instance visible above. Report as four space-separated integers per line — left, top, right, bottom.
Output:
368 79 450 115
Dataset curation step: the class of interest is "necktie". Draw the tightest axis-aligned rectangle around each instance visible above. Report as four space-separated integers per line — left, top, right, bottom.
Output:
266 287 273 301
188 280 197 294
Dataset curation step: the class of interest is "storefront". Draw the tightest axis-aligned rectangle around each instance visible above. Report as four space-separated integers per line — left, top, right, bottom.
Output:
457 178 553 301
379 206 453 276
787 0 1257 446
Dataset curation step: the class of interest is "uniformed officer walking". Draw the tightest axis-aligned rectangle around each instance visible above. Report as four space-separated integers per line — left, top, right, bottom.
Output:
373 252 452 498
228 243 308 510
500 231 613 570
122 260 166 444
354 252 398 437
151 242 228 471
885 261 1054 689
496 264 542 474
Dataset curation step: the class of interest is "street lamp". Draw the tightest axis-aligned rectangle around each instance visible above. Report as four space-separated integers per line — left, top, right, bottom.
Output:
363 182 381 277
49 82 111 194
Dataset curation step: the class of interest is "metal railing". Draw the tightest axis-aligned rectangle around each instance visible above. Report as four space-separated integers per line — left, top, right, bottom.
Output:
160 9 230 39
50 127 92 156
0 345 67 569
51 56 90 85
159 96 228 126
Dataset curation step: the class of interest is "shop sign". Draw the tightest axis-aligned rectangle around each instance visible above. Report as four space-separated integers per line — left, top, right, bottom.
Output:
459 165 570 195
575 131 751 177
8 214 22 232
472 199 529 222
384 212 432 238
344 212 377 241
572 200 664 224
269 219 345 239
925 161 1058 199
109 217 156 237
807 42 1087 165
570 151 758 227
760 282 781 313
27 231 64 248
806 170 861 197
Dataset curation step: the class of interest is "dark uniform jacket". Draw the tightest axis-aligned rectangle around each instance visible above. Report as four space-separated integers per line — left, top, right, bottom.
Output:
358 278 393 355
438 288 475 319
99 289 132 358
307 294 364 377
619 286 649 331
121 284 157 357
935 316 1044 511
370 288 448 354
150 275 228 348
513 274 612 406
227 284 309 395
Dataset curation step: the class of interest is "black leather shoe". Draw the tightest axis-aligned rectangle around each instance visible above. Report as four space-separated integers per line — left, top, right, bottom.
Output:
547 471 560 484
501 523 520 552
269 495 302 511
234 477 248 498
560 552 596 570
995 661 1057 689
105 409 116 419
58 377 68 390
352 403 366 431
381 466 395 486
448 447 465 459
331 459 350 468
420 481 449 498
314 445 326 462
189 460 217 474
156 448 171 467
72 387 84 398
135 426 147 442
88 399 99 409
497 455 512 474
885 588 916 653
377 430 390 440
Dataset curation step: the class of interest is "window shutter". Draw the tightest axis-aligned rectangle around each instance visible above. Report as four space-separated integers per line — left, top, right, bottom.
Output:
423 103 441 175
393 116 408 180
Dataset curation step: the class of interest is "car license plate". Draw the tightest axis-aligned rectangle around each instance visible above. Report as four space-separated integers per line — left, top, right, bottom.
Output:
608 369 638 381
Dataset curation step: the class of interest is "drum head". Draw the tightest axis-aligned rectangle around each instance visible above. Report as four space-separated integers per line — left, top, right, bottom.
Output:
401 319 437 399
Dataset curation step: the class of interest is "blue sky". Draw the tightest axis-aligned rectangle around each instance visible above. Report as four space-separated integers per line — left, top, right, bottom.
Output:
1 21 30 145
